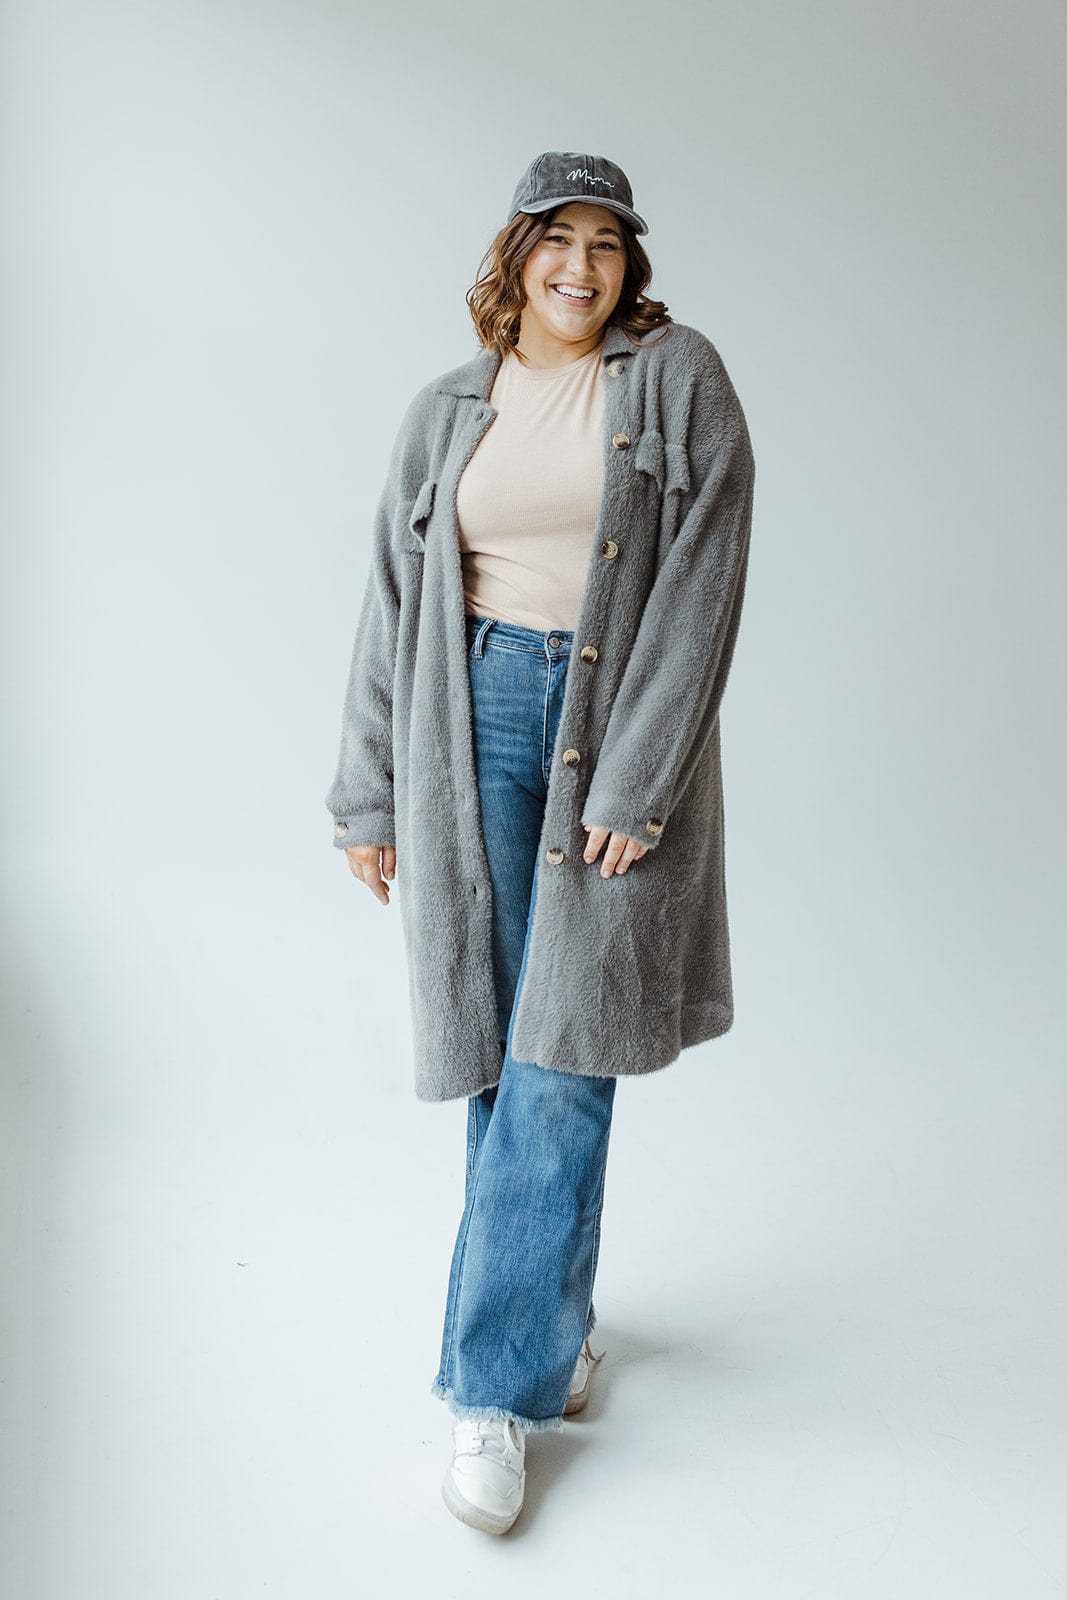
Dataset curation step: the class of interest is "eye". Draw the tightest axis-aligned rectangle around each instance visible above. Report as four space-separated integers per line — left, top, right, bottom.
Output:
544 233 619 250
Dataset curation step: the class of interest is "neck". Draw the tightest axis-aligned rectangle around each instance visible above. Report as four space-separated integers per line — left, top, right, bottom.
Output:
514 324 604 370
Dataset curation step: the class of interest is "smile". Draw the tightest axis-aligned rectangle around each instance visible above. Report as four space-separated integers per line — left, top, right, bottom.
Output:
552 284 597 302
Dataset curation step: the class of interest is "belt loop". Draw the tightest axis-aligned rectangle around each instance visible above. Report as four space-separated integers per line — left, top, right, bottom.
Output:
472 615 494 657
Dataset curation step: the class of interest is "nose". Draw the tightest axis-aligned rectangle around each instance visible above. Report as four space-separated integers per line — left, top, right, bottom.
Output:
566 242 595 275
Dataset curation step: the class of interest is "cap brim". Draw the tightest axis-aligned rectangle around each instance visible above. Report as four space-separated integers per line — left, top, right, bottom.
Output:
513 195 648 236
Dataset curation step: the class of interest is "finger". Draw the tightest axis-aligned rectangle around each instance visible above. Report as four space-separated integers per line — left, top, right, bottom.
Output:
582 825 608 864
600 831 628 877
605 833 650 875
612 837 645 875
361 860 390 905
344 846 390 905
382 846 397 881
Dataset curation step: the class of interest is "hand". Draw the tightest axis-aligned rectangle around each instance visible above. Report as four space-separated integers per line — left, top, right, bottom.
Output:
344 844 396 905
582 824 649 877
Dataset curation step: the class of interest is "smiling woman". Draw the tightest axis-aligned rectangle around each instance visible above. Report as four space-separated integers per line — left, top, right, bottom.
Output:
515 205 628 364
324 150 755 1535
466 166 669 363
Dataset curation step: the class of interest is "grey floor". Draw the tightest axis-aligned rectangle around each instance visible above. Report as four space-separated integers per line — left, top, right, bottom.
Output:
3 861 1064 1599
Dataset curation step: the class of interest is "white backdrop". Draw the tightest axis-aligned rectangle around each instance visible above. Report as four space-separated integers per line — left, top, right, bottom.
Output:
3 1 1065 1594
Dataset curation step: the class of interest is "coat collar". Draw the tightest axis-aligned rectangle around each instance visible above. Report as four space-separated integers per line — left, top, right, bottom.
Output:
431 318 669 400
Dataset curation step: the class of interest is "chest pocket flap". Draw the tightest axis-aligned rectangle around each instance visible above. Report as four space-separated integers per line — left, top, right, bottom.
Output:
401 477 435 552
633 430 690 495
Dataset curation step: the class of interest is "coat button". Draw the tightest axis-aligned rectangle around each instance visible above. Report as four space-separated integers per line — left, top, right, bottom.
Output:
645 818 664 837
334 821 349 836
611 432 630 449
607 360 624 377
546 847 565 864
601 539 619 559
562 748 581 766
580 644 598 662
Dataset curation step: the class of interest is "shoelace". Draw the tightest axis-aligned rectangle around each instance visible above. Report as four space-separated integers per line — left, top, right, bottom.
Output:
456 1417 520 1464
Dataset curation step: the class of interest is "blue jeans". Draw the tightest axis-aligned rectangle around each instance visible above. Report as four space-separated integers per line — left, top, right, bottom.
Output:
430 614 618 1434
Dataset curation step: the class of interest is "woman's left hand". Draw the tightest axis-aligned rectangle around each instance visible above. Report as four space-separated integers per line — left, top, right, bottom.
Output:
582 824 649 877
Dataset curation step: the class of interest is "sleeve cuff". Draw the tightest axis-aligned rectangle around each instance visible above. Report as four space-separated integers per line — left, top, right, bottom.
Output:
580 806 667 849
330 811 396 849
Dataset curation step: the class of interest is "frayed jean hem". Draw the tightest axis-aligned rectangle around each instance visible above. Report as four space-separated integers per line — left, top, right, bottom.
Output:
430 1377 565 1435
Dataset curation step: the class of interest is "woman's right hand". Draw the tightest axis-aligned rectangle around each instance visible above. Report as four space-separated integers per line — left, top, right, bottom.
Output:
344 844 396 905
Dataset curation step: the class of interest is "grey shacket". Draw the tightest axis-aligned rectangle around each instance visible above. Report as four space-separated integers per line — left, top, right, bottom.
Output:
325 317 756 1102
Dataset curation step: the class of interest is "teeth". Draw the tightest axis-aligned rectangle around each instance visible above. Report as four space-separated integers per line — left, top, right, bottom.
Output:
553 285 595 300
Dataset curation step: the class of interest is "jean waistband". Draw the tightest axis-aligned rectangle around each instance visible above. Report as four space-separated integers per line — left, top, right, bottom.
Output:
466 612 574 658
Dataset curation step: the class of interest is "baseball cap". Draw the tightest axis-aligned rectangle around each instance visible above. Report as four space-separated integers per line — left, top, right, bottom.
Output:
506 151 648 236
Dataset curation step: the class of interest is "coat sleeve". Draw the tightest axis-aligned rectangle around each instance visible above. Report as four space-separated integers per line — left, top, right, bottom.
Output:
324 392 427 850
580 342 755 851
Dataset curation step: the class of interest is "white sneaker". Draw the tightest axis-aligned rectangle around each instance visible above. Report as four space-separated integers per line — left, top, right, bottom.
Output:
441 1414 526 1534
564 1336 601 1415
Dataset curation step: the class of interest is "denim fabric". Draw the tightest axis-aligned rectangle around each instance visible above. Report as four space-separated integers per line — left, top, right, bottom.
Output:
430 614 617 1434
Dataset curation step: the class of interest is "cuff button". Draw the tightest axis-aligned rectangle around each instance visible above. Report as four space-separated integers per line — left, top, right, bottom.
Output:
335 821 349 836
645 818 664 837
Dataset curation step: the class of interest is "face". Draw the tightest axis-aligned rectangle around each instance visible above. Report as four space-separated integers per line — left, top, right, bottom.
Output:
518 201 628 359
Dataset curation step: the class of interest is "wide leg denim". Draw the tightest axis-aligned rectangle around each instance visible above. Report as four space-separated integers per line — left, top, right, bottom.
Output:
430 614 617 1435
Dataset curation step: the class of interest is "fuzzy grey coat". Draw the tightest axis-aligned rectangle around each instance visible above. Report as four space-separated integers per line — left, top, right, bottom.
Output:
325 318 755 1103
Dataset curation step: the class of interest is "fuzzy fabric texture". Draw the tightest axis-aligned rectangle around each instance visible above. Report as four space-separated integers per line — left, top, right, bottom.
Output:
325 318 756 1103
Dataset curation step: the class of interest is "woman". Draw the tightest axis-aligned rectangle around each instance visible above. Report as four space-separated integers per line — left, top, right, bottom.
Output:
325 151 756 1535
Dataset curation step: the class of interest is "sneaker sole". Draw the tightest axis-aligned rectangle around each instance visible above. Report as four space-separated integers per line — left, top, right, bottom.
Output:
441 1467 523 1535
564 1381 590 1414
564 1346 602 1414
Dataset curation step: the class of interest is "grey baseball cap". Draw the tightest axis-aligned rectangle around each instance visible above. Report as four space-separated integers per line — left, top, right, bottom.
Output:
507 151 648 236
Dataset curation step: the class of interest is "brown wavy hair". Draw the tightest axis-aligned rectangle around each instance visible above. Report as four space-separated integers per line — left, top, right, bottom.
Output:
467 206 671 363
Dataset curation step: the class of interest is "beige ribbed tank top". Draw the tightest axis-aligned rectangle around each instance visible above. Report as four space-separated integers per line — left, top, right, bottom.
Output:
455 342 605 632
